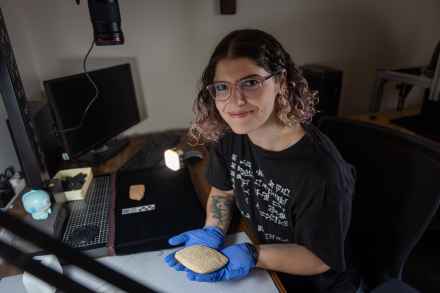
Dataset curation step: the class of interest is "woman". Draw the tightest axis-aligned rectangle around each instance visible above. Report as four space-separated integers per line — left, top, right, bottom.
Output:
165 29 359 292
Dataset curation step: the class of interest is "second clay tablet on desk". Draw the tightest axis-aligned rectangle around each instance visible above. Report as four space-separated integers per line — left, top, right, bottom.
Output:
129 184 145 201
175 245 228 274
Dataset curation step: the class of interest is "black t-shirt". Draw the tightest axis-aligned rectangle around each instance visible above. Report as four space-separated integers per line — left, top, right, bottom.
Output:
205 124 359 292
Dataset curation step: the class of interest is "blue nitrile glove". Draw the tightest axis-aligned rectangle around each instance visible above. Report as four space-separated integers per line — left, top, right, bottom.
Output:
165 226 225 272
168 226 225 249
164 252 187 272
185 243 257 282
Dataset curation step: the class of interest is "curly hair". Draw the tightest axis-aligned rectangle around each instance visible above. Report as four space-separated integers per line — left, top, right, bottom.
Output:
188 29 318 145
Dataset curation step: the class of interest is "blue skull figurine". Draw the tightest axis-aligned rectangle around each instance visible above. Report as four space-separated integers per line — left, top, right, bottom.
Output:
21 189 52 220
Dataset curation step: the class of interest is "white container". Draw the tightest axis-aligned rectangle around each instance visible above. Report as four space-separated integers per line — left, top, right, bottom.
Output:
53 167 93 201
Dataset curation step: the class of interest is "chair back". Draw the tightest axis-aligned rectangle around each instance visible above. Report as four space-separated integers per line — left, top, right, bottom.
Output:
319 117 440 291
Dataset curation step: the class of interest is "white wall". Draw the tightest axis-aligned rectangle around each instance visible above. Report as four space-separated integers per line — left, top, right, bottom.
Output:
0 0 40 173
0 0 41 100
2 0 440 134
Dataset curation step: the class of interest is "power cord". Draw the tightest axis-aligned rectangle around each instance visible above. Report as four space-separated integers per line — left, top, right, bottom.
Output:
58 38 100 134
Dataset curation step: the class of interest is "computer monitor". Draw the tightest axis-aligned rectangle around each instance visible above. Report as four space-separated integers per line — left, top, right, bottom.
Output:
43 63 140 160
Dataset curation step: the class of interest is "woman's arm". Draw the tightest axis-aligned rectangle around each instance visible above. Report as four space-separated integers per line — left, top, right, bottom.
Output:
204 186 234 234
256 243 330 276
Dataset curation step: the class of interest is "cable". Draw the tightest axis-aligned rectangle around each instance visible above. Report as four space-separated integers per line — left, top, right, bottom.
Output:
59 38 100 133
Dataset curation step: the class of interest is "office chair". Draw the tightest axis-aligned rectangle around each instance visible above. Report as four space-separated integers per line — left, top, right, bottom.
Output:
318 117 440 292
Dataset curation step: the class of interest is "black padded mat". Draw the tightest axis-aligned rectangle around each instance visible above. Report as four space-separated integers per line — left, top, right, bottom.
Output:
114 166 205 254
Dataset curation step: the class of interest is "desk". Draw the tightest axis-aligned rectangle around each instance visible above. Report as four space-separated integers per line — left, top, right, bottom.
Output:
348 106 422 135
0 233 279 293
0 131 286 292
92 135 146 176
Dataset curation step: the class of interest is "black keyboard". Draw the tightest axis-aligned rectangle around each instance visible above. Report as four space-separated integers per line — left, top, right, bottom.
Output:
62 175 113 257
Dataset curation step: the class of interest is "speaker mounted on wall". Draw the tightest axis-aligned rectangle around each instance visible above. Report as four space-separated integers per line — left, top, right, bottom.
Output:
301 64 343 124
220 0 236 15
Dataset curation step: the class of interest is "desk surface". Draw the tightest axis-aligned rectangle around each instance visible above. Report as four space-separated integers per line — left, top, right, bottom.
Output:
348 106 440 145
348 106 422 135
0 232 279 293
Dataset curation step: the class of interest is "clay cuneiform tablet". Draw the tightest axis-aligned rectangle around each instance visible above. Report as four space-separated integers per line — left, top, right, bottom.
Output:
175 245 228 274
129 184 145 201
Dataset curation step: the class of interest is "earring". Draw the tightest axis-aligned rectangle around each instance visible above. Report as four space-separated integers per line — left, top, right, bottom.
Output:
278 86 288 101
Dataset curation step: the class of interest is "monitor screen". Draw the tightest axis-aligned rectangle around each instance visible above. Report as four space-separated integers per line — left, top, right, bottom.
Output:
44 63 140 158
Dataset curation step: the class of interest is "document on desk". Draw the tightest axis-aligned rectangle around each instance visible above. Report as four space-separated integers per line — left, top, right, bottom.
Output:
0 232 279 293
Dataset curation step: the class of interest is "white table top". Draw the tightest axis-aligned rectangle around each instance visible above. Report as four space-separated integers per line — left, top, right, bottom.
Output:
0 232 279 293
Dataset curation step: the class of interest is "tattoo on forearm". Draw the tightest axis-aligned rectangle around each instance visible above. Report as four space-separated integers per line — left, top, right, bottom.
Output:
210 194 234 232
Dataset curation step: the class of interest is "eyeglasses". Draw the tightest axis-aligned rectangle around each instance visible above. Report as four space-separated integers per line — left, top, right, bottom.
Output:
206 71 282 101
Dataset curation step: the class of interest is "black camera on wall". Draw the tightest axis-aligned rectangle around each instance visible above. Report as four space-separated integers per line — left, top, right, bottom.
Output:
76 0 124 46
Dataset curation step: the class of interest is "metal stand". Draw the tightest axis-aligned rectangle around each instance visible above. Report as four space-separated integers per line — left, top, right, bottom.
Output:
370 50 440 112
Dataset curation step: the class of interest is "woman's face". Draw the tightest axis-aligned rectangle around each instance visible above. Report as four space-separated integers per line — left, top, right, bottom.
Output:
213 57 281 135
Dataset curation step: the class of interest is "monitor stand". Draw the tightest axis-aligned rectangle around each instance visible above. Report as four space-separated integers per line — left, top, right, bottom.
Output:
78 138 129 165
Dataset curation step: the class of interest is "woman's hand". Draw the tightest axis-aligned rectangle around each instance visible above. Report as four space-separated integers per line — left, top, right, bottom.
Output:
168 226 225 249
185 243 257 282
164 226 225 271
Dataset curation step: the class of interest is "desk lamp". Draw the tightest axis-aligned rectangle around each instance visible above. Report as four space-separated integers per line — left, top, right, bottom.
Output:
164 148 203 171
